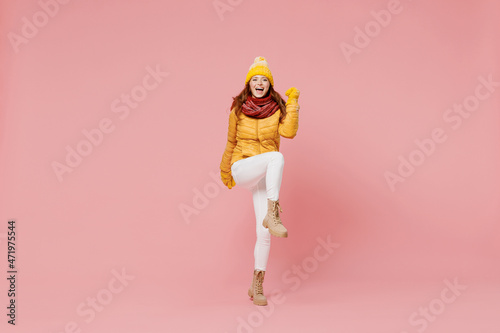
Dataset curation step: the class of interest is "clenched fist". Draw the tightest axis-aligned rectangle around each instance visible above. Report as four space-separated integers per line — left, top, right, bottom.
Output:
285 87 300 100
220 170 236 189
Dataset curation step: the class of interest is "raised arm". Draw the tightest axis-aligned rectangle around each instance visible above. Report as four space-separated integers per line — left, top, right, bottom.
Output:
279 87 300 138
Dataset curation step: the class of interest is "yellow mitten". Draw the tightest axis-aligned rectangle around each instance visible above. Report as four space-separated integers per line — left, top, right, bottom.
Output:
285 87 300 100
220 170 236 189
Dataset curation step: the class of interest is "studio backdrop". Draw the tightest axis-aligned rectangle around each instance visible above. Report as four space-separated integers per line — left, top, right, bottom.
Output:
0 0 499 332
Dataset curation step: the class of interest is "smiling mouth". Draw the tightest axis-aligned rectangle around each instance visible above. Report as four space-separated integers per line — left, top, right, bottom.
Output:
256 88 264 92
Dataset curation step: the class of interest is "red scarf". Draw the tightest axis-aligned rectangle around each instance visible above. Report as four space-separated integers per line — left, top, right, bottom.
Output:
241 94 279 119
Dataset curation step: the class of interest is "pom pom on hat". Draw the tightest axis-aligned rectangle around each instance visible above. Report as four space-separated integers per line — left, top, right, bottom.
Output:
245 56 274 86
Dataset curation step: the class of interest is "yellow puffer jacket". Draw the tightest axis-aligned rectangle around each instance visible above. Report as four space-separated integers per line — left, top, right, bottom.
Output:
220 97 299 176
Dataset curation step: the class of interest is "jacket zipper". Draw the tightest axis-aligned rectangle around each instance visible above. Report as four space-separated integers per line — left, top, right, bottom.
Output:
256 118 260 154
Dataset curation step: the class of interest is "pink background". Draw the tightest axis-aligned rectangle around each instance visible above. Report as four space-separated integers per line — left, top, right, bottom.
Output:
1 0 499 332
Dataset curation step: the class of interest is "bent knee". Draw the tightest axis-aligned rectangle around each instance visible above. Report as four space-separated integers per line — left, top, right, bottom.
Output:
270 151 284 165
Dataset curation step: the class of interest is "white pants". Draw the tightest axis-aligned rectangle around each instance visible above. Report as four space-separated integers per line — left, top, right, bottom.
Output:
231 152 285 271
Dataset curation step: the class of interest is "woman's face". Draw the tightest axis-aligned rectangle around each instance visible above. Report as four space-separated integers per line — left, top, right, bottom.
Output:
249 75 270 98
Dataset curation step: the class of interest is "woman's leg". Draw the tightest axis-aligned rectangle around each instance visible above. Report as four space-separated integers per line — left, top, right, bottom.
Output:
231 152 286 270
252 177 271 271
231 152 285 201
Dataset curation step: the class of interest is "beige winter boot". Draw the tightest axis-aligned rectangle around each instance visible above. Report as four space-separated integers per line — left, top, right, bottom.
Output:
262 199 288 238
247 270 267 306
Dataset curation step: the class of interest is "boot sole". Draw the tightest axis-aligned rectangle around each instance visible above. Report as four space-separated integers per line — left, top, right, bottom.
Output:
253 298 268 306
262 220 288 238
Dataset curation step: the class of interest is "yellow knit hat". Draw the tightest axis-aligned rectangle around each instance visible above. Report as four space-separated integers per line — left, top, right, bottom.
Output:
245 56 274 86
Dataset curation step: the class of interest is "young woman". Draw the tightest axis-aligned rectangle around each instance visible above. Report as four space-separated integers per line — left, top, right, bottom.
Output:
220 56 300 306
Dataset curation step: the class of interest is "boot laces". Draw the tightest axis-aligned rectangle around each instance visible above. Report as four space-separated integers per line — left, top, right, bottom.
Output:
272 201 283 225
255 271 264 295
